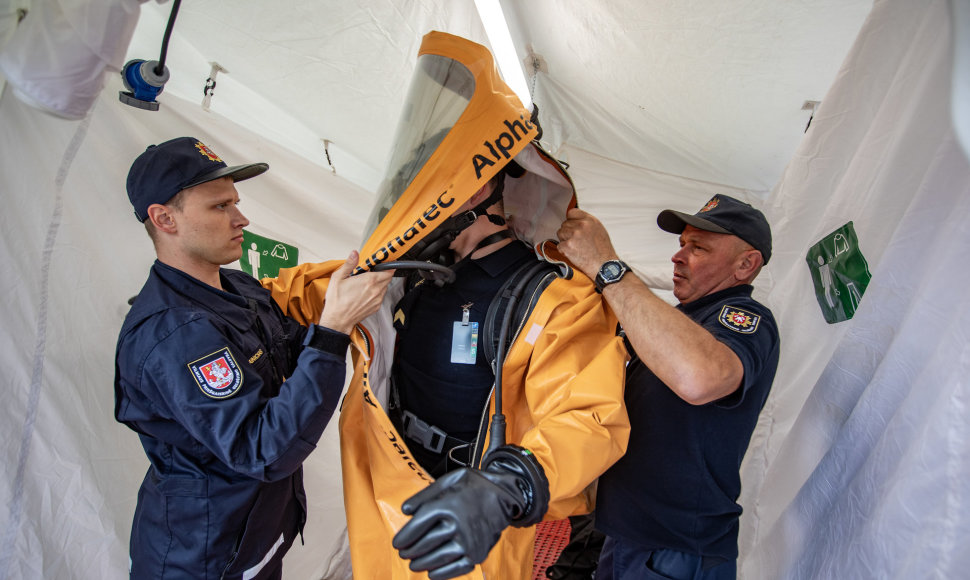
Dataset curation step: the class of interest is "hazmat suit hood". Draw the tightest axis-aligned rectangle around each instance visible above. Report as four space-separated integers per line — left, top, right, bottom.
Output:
357 31 576 274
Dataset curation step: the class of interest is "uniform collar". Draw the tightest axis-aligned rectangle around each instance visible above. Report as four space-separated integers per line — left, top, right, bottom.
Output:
152 260 259 332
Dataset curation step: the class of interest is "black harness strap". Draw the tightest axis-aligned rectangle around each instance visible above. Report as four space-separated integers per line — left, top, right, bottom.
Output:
470 258 560 467
482 259 559 368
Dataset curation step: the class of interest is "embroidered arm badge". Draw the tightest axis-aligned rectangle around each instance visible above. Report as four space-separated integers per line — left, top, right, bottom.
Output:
718 305 761 334
188 347 243 399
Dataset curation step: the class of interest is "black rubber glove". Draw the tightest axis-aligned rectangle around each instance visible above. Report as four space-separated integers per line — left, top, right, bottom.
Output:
392 445 549 580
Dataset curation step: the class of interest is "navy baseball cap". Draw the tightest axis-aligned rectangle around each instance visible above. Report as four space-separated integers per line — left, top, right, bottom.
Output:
126 137 268 222
657 194 772 264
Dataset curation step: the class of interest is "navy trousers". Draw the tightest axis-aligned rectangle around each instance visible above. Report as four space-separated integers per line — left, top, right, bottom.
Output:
596 536 736 580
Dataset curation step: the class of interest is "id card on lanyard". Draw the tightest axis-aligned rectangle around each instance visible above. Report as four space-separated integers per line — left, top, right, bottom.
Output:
451 303 478 364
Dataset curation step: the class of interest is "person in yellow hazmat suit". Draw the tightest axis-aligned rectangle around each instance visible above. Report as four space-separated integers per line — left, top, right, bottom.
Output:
261 31 630 580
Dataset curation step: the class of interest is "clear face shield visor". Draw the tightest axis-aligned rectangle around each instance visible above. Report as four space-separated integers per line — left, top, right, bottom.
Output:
362 54 475 240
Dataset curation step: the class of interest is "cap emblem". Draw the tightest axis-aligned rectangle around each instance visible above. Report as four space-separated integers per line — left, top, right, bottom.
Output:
188 347 243 399
195 141 223 162
718 305 760 334
700 197 719 213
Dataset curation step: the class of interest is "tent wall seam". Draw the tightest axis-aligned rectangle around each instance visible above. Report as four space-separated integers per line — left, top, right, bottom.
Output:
0 112 92 580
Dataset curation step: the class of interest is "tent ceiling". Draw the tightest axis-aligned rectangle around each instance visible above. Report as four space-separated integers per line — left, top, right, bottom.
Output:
131 0 871 193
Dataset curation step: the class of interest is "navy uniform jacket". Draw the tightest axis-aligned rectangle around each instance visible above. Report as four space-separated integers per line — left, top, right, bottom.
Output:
596 284 780 564
114 261 349 579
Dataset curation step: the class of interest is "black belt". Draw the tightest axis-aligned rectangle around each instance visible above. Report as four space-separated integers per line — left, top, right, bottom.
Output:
399 410 470 454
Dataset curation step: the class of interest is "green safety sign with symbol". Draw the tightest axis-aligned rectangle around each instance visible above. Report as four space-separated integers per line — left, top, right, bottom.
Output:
806 221 872 324
239 229 299 280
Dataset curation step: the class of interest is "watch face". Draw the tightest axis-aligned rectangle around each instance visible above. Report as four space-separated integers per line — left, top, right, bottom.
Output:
603 262 623 280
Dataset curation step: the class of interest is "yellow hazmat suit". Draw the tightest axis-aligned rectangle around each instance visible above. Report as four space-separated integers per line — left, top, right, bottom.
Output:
263 31 629 579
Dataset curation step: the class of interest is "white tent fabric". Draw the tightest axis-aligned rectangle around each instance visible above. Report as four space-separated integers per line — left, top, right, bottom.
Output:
0 0 142 119
1 0 968 578
739 0 970 577
37 0 873 196
0 82 375 579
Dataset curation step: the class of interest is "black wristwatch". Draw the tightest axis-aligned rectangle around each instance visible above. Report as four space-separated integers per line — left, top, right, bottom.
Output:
594 259 630 293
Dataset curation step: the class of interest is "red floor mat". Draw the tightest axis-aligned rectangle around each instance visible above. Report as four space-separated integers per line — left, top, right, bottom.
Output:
532 518 572 579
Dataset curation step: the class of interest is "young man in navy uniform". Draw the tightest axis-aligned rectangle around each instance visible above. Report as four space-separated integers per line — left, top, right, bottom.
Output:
114 137 393 579
557 194 780 580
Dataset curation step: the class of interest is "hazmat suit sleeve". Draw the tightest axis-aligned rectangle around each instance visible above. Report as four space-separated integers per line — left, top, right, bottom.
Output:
260 260 343 325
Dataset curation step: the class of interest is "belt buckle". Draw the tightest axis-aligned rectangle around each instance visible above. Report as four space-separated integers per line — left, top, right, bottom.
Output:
402 410 447 453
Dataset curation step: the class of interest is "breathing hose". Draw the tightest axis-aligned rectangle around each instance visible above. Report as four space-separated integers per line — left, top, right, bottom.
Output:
371 260 456 284
482 260 551 462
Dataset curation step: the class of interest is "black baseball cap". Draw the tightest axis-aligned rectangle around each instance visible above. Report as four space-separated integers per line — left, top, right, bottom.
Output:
126 137 268 222
657 194 772 264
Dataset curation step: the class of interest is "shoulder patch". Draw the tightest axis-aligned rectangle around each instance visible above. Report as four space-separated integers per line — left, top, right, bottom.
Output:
718 305 760 334
188 347 243 399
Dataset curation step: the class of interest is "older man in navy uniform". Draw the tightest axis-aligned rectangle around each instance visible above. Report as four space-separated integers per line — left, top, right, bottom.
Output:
558 194 780 580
